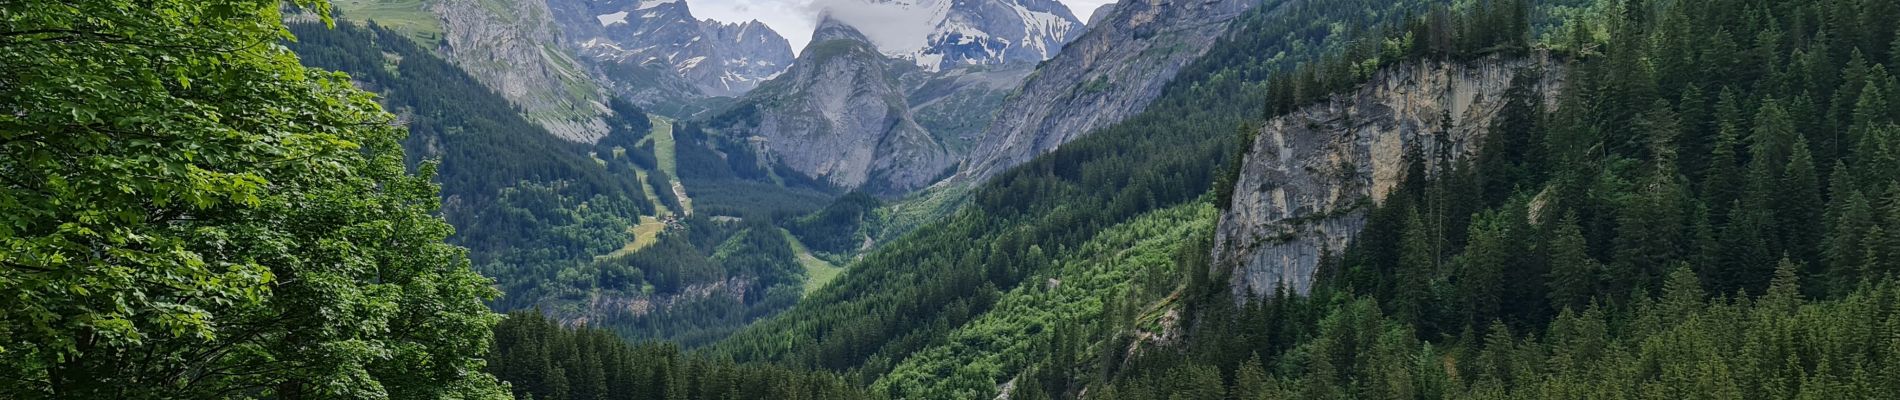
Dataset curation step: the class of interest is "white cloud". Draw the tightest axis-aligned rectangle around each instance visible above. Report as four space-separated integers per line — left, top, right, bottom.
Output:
1063 0 1115 22
687 0 1110 54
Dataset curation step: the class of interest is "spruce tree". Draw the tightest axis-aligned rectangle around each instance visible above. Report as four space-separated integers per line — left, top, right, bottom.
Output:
1457 212 1510 327
1545 212 1602 312
1702 102 1747 224
1751 100 1798 178
1394 209 1436 324
1716 204 1776 294
1825 190 1877 290
1231 355 1269 400
1780 137 1825 266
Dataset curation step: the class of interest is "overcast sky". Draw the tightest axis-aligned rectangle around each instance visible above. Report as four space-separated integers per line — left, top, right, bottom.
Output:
686 0 1117 54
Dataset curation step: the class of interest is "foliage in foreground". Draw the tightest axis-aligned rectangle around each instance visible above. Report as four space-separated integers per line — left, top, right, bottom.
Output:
0 0 505 398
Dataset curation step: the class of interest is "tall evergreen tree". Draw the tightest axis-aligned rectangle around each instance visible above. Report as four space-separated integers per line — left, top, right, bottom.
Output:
1824 190 1877 290
1780 137 1825 266
1545 212 1602 312
1456 211 1511 328
1394 209 1436 324
1702 101 1748 224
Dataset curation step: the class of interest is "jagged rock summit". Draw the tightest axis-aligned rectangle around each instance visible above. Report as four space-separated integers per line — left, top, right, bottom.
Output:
700 18 954 194
819 0 1086 72
552 0 796 96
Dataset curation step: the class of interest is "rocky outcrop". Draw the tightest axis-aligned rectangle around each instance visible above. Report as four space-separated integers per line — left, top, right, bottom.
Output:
433 0 613 142
821 0 1085 72
960 0 1255 181
1213 56 1564 298
702 20 954 193
548 0 795 97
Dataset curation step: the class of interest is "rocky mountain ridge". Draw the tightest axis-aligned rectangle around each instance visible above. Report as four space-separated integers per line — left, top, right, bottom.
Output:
549 0 796 97
822 0 1086 72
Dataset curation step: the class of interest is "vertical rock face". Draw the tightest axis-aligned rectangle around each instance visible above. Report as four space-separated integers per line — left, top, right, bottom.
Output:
960 0 1255 181
1213 56 1564 298
820 0 1085 72
434 0 613 142
548 0 795 97
703 20 954 194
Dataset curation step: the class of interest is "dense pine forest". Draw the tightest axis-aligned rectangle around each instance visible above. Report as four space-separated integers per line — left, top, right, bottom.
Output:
6 0 1900 398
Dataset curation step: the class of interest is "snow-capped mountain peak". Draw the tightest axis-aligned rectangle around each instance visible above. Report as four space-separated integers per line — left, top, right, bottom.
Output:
552 0 795 97
817 0 1085 72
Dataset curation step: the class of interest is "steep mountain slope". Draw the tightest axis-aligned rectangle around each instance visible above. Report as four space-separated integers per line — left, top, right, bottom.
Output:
432 0 615 142
1214 56 1564 298
960 0 1256 180
702 0 1424 387
547 0 795 97
700 20 955 194
823 0 1086 72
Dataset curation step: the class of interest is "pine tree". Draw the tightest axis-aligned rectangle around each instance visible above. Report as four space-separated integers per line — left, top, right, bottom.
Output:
1394 209 1436 324
1546 212 1602 312
1854 125 1900 193
1457 212 1510 328
1716 204 1776 295
1613 167 1687 292
1780 137 1825 266
1877 189 1900 279
1751 99 1798 179
1825 190 1878 290
1703 103 1747 224
1231 355 1269 400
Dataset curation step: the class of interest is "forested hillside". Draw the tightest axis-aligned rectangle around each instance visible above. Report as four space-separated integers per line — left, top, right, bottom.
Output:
703 0 1503 393
1101 0 1900 397
282 16 863 347
708 0 1900 398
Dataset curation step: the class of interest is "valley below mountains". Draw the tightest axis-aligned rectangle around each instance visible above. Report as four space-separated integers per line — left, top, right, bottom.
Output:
11 0 1900 398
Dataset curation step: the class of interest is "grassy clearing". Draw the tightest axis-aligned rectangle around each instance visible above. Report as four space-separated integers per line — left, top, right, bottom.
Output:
649 116 679 177
600 216 668 260
331 0 442 42
781 228 843 296
647 116 694 215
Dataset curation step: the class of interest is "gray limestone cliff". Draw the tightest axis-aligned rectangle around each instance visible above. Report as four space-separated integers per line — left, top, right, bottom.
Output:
1213 56 1564 298
433 0 614 142
960 0 1255 181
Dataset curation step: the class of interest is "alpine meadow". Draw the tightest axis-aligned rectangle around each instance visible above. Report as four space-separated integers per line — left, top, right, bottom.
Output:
4 0 1900 398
